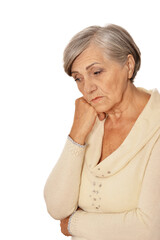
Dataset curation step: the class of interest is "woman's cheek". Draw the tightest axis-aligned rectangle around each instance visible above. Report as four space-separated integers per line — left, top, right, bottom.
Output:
77 83 83 92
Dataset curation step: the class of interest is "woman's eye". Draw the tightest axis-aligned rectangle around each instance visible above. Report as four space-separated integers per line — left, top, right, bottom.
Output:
94 71 101 75
75 78 81 82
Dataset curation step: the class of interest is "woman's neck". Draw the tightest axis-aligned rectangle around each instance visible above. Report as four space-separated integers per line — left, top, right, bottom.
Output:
106 82 150 126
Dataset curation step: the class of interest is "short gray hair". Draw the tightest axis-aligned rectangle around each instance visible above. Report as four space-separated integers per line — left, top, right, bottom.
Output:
63 24 141 82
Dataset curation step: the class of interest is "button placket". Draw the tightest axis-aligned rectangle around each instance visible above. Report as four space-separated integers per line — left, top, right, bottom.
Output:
90 181 102 210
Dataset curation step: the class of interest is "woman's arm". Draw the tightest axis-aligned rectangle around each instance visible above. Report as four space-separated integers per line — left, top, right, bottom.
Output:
44 138 86 220
69 137 160 240
44 98 104 220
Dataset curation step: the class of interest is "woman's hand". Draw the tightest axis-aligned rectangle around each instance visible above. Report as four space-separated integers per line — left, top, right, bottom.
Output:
69 97 106 145
60 216 72 237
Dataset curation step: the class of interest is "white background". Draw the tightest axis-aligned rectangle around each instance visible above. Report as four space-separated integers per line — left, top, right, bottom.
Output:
0 0 160 239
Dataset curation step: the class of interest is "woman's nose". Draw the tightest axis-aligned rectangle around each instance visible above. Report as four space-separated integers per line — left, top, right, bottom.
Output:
83 79 97 94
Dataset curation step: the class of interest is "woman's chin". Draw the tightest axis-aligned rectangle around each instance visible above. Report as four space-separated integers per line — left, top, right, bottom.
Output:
93 104 109 114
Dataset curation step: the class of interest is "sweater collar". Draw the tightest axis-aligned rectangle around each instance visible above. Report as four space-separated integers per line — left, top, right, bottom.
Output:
85 88 160 178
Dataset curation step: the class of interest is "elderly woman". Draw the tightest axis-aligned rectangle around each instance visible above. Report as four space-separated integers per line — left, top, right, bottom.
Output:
44 24 160 240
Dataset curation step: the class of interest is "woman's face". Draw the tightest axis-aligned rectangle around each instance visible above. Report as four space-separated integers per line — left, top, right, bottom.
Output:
71 44 130 114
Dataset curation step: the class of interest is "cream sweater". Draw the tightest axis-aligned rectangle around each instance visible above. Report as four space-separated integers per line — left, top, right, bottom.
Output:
44 88 160 240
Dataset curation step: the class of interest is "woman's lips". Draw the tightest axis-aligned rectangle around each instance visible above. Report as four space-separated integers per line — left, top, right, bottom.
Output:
91 96 103 103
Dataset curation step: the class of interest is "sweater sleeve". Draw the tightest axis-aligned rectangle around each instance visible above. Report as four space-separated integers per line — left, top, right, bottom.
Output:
44 138 86 220
69 137 160 240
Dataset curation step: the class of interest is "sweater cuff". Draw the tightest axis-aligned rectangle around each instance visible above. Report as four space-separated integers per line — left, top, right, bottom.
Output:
68 135 87 148
65 137 87 158
68 211 76 235
69 210 85 237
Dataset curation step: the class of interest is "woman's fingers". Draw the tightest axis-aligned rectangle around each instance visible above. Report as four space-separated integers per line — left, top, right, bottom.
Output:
98 112 106 121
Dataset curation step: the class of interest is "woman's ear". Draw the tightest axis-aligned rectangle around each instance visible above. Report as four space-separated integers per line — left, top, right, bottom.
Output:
126 54 135 79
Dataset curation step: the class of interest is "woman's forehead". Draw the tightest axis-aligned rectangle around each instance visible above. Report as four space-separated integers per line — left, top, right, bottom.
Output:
71 46 120 73
71 45 108 72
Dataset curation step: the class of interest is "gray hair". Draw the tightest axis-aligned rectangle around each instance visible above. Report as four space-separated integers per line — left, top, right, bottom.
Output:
63 24 141 82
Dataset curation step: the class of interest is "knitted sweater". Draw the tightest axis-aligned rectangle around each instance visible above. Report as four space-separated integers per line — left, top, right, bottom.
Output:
44 88 160 240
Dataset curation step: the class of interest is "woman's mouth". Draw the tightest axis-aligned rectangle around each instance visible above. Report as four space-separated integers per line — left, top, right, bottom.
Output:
91 96 103 103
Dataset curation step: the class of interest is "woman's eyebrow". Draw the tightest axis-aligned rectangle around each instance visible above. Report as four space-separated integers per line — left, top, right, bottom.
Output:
71 62 100 75
86 62 100 70
71 71 78 75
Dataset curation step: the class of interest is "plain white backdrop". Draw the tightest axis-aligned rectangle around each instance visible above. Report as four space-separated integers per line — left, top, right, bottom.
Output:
0 0 160 239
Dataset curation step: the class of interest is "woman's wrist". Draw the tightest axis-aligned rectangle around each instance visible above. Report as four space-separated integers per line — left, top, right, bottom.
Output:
69 130 86 146
68 135 86 148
